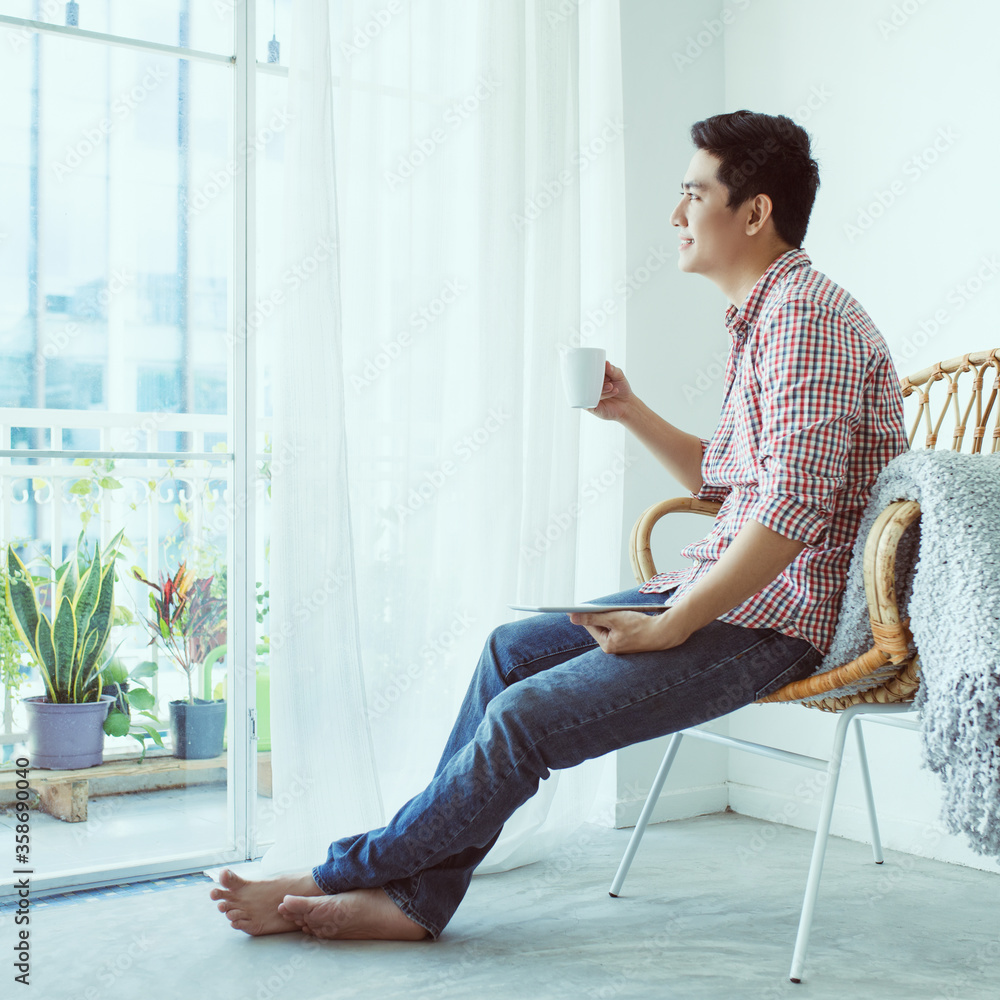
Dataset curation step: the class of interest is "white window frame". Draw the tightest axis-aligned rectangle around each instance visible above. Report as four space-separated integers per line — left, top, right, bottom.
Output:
0 2 281 895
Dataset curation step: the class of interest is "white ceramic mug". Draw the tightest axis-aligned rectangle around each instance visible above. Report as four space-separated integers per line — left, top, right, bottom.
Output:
560 347 607 408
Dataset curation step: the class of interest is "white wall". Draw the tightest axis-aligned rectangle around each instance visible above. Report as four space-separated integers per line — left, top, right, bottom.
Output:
723 0 1000 378
615 0 730 826
722 0 1000 873
616 0 1000 873
617 0 729 586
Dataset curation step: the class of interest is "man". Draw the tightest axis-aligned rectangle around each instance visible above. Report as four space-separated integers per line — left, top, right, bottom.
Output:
212 110 908 941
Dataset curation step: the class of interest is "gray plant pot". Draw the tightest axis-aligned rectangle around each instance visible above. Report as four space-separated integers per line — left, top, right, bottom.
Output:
24 695 114 770
169 699 226 760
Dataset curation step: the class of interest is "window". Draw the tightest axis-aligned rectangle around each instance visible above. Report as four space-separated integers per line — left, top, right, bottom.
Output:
0 1 283 896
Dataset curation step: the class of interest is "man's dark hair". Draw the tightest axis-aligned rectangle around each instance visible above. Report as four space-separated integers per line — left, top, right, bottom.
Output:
690 110 820 247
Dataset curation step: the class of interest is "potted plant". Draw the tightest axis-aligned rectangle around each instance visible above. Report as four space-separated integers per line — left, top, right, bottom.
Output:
4 531 124 769
101 657 164 760
133 563 227 759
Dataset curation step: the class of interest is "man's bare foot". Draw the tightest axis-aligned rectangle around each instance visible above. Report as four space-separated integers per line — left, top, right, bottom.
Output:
210 869 324 936
278 887 430 941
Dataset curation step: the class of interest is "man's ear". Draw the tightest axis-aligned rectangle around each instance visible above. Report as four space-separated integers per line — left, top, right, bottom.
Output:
744 193 774 236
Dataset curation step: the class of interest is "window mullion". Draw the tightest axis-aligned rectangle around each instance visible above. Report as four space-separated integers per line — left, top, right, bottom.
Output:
232 0 257 863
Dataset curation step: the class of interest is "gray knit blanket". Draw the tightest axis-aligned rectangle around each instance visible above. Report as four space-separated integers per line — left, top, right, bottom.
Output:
807 448 1000 859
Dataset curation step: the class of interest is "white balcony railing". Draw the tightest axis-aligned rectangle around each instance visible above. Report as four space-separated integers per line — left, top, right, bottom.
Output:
0 407 271 745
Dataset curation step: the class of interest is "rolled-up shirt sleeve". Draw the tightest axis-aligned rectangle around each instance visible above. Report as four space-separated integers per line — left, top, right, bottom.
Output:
746 300 865 547
691 436 732 503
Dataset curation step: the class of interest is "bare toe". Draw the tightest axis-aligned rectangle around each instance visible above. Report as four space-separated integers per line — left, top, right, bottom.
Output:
278 894 312 917
220 868 247 890
211 871 324 936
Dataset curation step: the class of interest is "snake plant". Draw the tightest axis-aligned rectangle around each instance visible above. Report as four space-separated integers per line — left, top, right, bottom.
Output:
4 530 123 704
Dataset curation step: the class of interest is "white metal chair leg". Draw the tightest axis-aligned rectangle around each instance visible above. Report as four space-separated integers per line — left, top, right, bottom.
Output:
788 708 856 983
853 719 884 864
607 703 915 981
609 732 684 897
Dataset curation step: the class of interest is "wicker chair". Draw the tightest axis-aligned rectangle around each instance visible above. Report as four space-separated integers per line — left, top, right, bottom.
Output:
609 348 1000 983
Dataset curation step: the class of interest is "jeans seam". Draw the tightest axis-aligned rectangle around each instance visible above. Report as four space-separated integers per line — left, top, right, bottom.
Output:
752 644 820 700
539 631 780 737
382 876 440 940
517 638 596 669
408 629 786 872
311 865 336 895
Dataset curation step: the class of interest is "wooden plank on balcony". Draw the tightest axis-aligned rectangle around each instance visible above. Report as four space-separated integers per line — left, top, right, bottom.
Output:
0 751 227 788
0 751 272 822
38 780 89 823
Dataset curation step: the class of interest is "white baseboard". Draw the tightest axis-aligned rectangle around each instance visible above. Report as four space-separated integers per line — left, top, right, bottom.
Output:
727 783 1000 874
614 782 727 829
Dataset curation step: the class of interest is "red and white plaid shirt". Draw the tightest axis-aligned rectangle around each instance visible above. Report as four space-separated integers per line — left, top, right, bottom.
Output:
639 249 908 654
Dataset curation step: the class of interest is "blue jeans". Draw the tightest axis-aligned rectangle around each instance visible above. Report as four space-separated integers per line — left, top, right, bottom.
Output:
311 586 822 938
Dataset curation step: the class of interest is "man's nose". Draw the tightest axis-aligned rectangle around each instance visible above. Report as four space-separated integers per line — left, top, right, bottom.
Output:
670 198 686 228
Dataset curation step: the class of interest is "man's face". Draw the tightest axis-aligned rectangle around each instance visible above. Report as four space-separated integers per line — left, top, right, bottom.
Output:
670 149 749 278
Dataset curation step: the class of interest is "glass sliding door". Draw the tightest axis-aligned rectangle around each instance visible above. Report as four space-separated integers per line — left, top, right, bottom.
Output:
250 38 288 859
0 1 263 893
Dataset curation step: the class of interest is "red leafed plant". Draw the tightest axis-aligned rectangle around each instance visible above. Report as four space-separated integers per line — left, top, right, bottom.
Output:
133 563 227 705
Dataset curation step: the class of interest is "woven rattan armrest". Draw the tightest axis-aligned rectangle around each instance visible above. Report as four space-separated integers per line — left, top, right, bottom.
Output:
629 496 922 709
629 497 722 585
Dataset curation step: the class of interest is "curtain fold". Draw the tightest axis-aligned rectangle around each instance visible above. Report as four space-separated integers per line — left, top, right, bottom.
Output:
255 0 626 880
261 0 384 874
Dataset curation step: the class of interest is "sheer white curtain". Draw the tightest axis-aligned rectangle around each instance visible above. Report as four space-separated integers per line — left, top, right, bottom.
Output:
260 0 626 879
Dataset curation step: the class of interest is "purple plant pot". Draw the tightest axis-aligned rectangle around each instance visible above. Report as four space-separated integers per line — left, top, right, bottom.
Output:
23 695 114 770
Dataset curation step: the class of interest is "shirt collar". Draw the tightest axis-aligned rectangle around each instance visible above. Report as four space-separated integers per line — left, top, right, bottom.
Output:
724 248 811 337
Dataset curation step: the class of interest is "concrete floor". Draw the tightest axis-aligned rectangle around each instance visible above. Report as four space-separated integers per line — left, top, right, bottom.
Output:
16 811 1000 1000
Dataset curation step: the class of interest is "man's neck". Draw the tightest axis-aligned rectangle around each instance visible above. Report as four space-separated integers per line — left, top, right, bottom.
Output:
719 245 796 309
